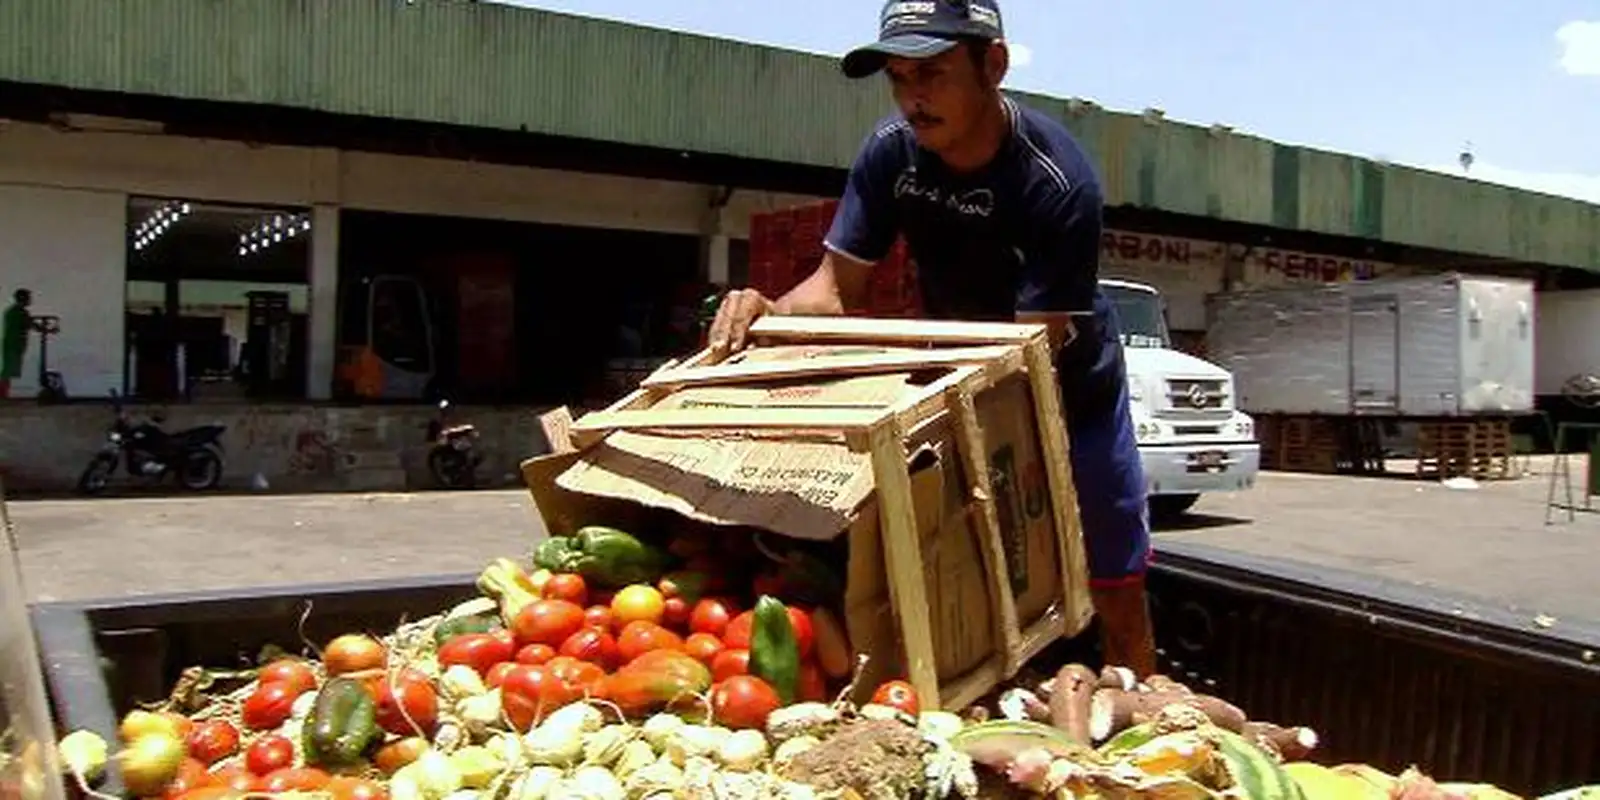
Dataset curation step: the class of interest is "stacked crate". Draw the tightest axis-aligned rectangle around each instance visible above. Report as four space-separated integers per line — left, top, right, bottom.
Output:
748 201 922 317
1416 418 1514 480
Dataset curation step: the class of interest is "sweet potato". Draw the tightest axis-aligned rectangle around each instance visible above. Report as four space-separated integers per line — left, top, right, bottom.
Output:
1046 665 1098 745
1142 674 1191 695
1087 689 1247 741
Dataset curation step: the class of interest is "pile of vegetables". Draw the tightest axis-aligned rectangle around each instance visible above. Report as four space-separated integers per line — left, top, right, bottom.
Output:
40 521 1599 800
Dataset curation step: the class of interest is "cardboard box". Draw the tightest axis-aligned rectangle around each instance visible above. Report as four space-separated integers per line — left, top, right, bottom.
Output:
522 317 1092 710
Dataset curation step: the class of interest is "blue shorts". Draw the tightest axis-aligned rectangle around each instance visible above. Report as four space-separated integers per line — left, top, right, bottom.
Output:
1053 291 1151 585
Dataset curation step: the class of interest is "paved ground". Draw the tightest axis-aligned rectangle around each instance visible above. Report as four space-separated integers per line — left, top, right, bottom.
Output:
7 457 1599 626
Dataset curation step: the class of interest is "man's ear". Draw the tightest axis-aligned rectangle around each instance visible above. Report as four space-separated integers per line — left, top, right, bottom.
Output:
986 40 1010 88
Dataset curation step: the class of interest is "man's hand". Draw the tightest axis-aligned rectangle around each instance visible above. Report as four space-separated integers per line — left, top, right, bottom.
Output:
708 289 777 356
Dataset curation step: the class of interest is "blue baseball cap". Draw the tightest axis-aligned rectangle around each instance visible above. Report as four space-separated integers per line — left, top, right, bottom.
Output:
841 0 1005 79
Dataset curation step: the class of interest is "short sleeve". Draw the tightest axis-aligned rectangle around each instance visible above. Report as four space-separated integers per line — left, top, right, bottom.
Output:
823 129 901 265
1016 182 1102 316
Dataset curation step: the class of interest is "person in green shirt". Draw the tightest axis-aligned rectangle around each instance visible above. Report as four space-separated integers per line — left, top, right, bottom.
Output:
1 288 32 399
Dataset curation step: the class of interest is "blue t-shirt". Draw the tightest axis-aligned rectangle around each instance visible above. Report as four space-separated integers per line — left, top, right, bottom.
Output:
824 97 1126 420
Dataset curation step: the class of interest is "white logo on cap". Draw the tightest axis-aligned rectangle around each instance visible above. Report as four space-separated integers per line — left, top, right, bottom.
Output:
883 1 935 23
968 5 1000 27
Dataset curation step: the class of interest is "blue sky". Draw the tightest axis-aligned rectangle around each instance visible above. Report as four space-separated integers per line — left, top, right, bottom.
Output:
499 1 1600 203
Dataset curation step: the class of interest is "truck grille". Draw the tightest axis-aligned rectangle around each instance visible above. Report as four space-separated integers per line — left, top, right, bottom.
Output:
1165 379 1228 411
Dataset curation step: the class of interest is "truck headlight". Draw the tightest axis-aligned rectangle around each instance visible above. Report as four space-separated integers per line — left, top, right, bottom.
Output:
1233 420 1253 438
1137 421 1162 441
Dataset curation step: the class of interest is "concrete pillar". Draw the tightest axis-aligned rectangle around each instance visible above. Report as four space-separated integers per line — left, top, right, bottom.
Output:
306 204 340 400
705 234 731 286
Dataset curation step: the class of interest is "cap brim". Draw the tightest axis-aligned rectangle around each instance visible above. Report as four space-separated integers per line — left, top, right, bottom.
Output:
840 34 961 78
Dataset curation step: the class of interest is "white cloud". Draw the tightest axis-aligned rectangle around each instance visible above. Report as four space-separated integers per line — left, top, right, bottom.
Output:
1418 160 1600 205
1008 42 1033 68
1556 20 1600 76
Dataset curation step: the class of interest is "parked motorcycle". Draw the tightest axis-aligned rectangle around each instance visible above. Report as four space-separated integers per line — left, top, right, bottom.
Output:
425 398 481 488
77 390 227 495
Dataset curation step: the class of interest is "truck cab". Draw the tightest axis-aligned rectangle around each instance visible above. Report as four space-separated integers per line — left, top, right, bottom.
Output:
1102 278 1260 518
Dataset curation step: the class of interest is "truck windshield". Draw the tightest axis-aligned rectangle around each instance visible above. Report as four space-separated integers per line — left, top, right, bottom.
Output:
1103 283 1170 349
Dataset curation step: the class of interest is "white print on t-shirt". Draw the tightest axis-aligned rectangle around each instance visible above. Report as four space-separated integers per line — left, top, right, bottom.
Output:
893 168 995 217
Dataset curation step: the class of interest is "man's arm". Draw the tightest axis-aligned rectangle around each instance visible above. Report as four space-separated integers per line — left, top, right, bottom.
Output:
710 128 898 353
1013 182 1101 349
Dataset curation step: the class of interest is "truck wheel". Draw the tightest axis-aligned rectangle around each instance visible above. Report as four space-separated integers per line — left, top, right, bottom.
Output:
1149 493 1200 522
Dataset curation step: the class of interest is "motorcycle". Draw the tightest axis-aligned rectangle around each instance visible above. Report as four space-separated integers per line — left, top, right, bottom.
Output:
77 390 227 495
425 398 481 489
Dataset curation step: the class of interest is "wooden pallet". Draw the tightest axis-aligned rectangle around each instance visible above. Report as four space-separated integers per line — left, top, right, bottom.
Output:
1259 414 1386 475
1416 418 1514 481
523 316 1093 712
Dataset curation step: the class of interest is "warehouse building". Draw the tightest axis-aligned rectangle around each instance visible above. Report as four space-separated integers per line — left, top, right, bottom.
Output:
1 0 1597 492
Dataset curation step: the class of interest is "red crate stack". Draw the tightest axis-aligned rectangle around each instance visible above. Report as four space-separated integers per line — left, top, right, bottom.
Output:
747 201 923 318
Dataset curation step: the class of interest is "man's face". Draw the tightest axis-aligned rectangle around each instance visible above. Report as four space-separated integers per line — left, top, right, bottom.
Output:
884 42 1000 155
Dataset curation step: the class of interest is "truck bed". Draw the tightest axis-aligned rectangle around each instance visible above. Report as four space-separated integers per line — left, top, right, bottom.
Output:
30 544 1599 798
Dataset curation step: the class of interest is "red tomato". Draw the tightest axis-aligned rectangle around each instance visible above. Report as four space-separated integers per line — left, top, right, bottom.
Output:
205 767 260 794
499 665 582 730
163 758 209 800
515 644 557 665
545 656 607 694
438 632 515 676
206 764 259 790
689 598 738 638
173 787 242 800
243 735 294 776
323 634 386 677
660 597 691 630
559 628 621 671
722 611 755 649
185 720 240 765
583 605 615 631
616 621 683 663
544 574 588 606
683 632 725 664
327 776 389 800
871 680 921 716
486 661 518 689
371 669 439 736
241 682 296 730
710 675 782 730
259 768 332 794
786 607 816 660
512 600 587 647
710 649 751 682
798 662 827 702
257 659 318 697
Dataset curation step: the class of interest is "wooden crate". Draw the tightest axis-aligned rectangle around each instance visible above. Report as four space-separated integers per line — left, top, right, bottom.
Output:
521 316 1093 711
1416 418 1514 480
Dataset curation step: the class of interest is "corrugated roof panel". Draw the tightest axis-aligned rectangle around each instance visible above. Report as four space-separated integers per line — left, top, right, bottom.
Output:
1 0 1596 270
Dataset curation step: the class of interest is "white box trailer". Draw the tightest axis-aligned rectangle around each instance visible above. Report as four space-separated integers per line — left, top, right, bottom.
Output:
1534 288 1600 402
1206 273 1534 416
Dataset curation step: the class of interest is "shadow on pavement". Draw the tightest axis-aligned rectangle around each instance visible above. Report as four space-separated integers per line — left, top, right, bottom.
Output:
1151 511 1251 532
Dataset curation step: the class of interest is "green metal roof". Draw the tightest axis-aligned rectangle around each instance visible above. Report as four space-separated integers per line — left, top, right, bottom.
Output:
3 0 1597 271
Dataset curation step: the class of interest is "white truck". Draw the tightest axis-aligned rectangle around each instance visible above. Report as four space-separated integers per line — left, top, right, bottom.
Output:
1101 279 1260 518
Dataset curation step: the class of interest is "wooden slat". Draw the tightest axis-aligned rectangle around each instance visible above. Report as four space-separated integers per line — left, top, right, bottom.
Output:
640 345 1017 389
1021 337 1095 634
867 422 943 709
944 378 1024 674
570 407 886 441
750 314 1043 345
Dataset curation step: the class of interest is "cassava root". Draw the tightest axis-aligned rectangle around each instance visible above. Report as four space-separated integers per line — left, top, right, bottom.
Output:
1088 688 1248 741
1242 721 1319 761
1047 665 1099 745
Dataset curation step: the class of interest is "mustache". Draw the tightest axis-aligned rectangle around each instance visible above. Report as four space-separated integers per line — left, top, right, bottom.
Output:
907 109 943 126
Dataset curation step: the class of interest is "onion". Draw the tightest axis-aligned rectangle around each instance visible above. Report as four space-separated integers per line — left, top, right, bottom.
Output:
116 733 185 797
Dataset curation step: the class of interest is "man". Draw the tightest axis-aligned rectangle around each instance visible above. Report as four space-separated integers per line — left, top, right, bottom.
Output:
1 288 32 399
708 0 1157 675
